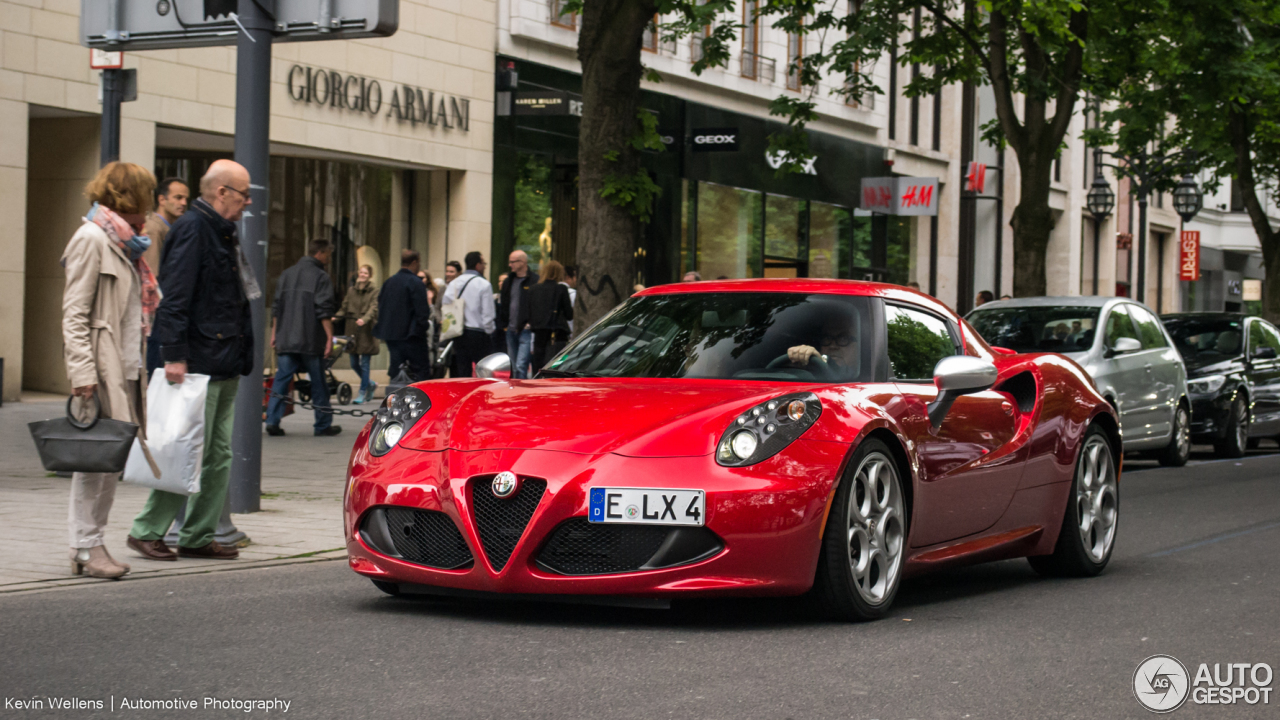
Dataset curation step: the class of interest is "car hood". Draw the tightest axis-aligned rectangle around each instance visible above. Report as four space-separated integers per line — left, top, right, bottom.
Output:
1185 357 1242 377
397 378 823 457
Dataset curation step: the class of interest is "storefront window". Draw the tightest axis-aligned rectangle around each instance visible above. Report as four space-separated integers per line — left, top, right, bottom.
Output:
885 217 915 286
512 153 554 266
764 194 804 277
697 181 762 280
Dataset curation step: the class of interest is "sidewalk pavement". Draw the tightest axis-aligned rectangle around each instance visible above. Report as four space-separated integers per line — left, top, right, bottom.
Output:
0 391 374 593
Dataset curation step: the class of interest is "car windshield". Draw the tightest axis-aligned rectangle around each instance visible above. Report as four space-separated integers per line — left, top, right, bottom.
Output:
967 305 1101 354
542 292 876 383
1162 316 1244 369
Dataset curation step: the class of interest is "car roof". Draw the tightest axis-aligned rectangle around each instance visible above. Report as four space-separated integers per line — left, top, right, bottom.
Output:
1160 312 1249 322
639 278 958 319
969 296 1143 312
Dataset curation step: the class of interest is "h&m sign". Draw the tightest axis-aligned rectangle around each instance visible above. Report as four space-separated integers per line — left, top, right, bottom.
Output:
860 177 939 216
288 65 469 131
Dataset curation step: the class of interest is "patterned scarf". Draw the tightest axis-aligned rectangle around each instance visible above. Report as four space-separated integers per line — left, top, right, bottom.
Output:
86 203 162 333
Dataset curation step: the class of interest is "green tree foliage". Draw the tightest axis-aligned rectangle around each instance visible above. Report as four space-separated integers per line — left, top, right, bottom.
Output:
513 154 553 262
886 313 954 379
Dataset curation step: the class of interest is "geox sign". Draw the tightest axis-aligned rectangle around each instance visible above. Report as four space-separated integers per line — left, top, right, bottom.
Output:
691 128 739 152
287 65 470 131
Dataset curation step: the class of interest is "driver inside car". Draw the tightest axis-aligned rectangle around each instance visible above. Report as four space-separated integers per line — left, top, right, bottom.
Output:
785 310 861 380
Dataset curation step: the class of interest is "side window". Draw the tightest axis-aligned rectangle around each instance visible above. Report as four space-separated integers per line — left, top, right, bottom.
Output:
1249 320 1269 356
1104 305 1140 347
1129 306 1168 349
885 304 959 380
1259 322 1280 355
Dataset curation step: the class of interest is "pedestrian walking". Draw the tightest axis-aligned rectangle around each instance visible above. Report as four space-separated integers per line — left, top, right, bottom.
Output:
61 161 161 579
128 159 259 563
266 239 340 436
375 249 434 381
498 250 538 379
525 260 574 372
443 251 495 378
337 263 380 404
142 177 189 378
563 264 578 333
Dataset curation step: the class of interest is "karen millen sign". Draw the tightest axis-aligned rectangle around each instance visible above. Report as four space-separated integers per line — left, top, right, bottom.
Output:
287 65 469 131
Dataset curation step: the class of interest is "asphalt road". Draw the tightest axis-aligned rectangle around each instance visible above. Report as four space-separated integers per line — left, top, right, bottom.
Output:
3 449 1278 720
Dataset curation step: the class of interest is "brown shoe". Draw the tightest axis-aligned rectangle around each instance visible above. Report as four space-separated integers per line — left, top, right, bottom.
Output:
178 541 239 560
128 535 177 561
70 546 128 579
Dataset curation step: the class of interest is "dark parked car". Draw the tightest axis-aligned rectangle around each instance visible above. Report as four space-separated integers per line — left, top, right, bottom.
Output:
1160 312 1280 457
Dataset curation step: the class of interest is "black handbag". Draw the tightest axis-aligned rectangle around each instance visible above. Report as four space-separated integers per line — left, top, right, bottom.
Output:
28 395 138 474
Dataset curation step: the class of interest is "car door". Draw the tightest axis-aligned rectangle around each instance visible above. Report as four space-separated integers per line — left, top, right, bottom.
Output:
884 303 1021 548
1247 319 1280 434
1100 304 1152 444
1129 305 1181 442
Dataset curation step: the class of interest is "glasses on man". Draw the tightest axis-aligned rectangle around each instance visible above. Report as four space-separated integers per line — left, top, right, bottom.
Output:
820 333 856 348
222 185 252 201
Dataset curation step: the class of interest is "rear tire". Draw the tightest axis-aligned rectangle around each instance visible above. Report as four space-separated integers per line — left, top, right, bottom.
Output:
1158 405 1190 467
1029 425 1118 578
1213 395 1248 459
371 580 400 596
812 438 908 621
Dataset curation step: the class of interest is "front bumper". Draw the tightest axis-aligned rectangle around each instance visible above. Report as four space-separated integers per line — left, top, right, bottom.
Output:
344 429 847 598
1189 392 1233 441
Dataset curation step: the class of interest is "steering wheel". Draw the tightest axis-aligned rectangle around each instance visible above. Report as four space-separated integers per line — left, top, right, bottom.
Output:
767 352 834 380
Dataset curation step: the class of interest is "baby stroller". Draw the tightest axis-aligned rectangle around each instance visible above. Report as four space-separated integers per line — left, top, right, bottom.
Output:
294 336 355 405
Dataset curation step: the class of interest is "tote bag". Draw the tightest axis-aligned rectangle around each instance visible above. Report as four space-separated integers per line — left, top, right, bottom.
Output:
439 276 477 342
123 369 210 496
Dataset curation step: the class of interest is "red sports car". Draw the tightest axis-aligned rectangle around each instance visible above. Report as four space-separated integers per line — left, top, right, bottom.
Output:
344 279 1121 620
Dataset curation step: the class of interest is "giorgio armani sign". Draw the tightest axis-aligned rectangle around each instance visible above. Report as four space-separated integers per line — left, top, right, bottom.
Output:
287 65 470 131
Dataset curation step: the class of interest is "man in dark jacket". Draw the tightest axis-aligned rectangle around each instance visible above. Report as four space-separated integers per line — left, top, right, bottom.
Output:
265 238 339 437
497 250 538 379
375 249 433 381
128 159 257 562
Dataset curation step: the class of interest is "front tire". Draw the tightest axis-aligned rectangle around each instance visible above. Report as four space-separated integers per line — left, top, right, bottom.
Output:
812 439 908 621
1214 394 1248 459
1158 404 1190 467
1029 425 1118 578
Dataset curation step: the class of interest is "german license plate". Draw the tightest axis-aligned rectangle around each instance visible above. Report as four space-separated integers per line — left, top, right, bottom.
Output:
588 487 705 527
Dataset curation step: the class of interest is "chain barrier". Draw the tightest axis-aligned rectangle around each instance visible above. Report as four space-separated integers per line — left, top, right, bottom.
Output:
267 391 377 418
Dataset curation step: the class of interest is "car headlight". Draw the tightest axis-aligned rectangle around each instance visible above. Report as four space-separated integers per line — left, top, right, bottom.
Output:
716 392 821 467
369 387 430 456
1187 374 1226 395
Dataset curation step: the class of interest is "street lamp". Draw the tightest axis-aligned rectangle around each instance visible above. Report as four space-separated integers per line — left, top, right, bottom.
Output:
1086 158 1115 296
1172 173 1204 223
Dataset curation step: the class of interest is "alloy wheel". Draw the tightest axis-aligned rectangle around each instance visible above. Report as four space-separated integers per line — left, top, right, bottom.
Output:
1175 407 1191 460
846 452 905 604
1234 397 1248 451
1076 435 1118 564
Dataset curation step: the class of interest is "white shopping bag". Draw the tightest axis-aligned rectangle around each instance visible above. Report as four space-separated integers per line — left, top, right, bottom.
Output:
123 369 210 495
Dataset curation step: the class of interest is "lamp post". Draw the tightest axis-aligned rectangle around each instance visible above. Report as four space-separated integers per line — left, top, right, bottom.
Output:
1086 151 1116 296
1172 173 1204 312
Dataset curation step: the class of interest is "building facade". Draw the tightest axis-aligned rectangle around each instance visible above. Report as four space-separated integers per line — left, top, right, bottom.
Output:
2 0 495 401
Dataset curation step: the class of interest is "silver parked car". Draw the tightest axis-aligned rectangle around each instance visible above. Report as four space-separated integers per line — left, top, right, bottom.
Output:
967 296 1190 466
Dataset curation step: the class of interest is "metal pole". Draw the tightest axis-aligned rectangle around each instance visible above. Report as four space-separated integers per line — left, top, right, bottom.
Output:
100 68 122 166
228 0 273 514
1137 190 1148 303
1092 217 1101 296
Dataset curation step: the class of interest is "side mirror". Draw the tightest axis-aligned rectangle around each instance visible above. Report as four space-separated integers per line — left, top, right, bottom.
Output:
475 352 511 379
1253 346 1277 360
1107 336 1142 357
927 356 999 429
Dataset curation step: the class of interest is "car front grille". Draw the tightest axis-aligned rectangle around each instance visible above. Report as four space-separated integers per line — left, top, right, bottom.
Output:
536 518 725 576
470 477 547 571
364 507 473 570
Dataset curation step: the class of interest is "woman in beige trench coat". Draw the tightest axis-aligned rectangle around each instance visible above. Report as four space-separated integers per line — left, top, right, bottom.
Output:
62 162 160 579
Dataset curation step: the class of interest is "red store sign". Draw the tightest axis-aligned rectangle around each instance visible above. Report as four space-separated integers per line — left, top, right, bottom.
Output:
1179 231 1201 281
860 177 940 216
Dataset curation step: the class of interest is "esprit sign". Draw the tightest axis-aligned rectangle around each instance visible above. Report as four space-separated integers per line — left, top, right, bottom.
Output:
860 177 939 216
691 128 739 152
1179 230 1201 281
287 65 470 131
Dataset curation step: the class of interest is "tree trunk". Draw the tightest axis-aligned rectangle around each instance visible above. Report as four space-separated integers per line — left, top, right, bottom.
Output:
574 0 656 332
1009 147 1056 298
1228 107 1280 323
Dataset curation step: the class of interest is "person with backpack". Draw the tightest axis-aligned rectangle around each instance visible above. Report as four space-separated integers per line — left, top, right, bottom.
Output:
442 251 495 378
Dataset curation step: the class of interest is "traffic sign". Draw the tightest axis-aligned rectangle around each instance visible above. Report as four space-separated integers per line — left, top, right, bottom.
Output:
81 0 398 50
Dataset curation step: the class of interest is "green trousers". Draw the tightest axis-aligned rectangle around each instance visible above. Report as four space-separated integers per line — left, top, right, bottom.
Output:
131 377 239 548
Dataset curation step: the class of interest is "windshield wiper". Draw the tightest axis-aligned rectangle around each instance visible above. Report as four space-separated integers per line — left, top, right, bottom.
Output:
536 369 600 378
